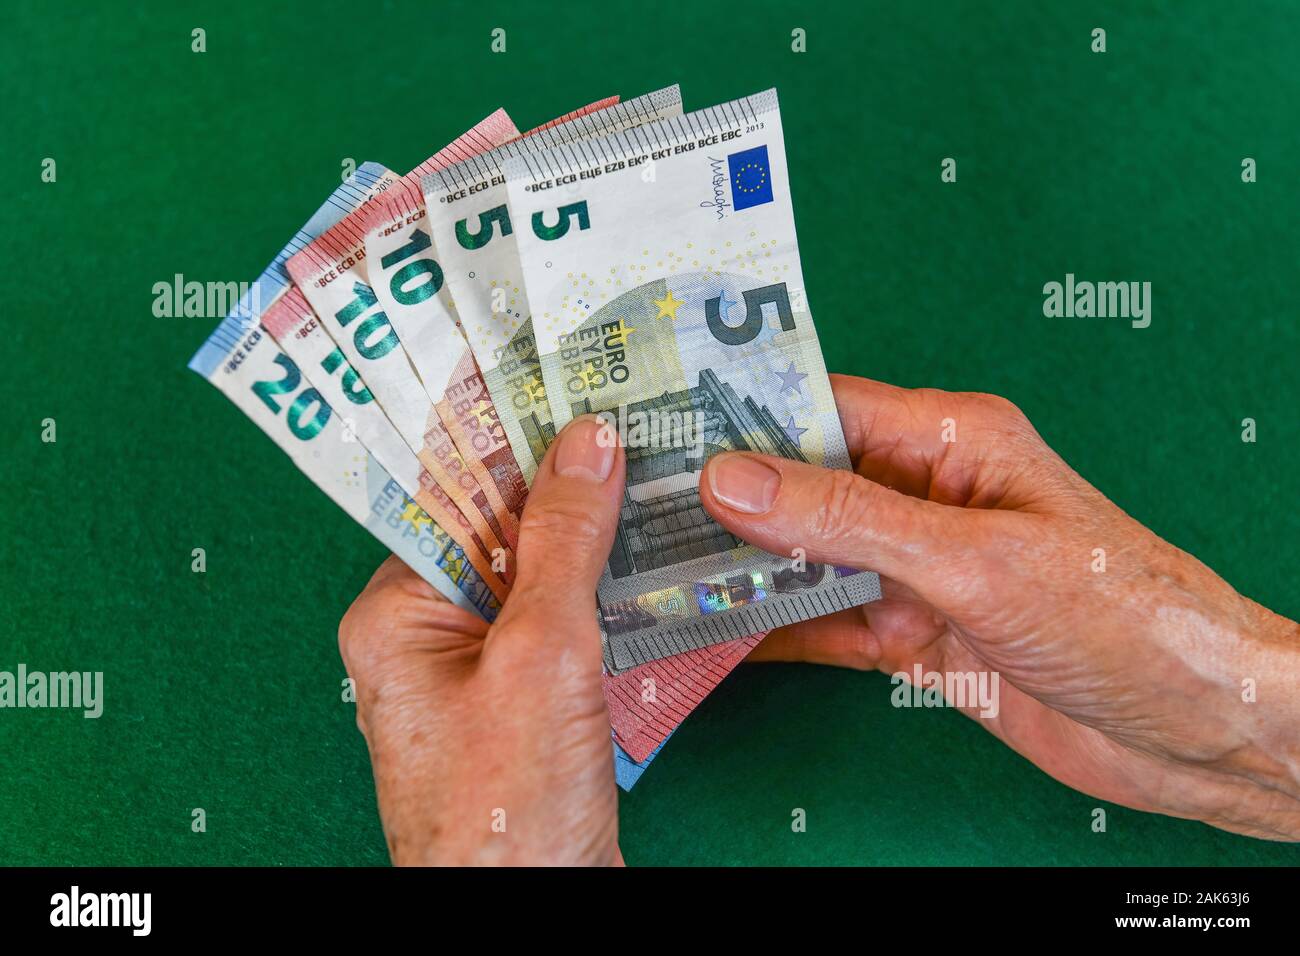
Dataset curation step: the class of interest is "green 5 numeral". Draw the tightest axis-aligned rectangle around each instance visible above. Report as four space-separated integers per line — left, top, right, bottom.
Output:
531 201 589 241
456 204 512 250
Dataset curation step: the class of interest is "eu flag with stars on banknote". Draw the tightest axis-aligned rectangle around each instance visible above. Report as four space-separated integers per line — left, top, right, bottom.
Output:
728 144 774 210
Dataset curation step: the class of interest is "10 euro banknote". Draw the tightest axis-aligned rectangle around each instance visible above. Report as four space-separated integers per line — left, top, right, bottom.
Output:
502 90 881 671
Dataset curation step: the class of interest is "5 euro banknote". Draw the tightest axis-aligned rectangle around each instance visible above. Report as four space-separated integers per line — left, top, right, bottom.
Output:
503 90 881 670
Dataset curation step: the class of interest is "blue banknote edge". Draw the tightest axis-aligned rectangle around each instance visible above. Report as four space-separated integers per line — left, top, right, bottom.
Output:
615 735 668 790
188 162 390 378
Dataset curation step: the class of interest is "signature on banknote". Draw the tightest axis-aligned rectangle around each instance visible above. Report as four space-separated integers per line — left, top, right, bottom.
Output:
700 156 732 220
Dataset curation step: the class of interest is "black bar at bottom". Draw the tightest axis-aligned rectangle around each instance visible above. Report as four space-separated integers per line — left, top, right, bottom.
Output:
0 865 1289 940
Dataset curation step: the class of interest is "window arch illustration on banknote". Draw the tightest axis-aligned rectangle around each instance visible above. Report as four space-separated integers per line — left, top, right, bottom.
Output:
554 274 808 579
597 366 804 578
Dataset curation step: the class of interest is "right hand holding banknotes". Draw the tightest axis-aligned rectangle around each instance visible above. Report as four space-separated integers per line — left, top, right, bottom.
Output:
702 374 1300 843
343 374 1300 864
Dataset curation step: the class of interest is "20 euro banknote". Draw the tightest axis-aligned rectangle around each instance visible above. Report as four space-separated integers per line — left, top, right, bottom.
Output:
503 90 881 670
188 163 500 619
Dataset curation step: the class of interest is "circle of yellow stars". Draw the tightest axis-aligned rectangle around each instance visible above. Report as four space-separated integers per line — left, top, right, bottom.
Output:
734 162 767 194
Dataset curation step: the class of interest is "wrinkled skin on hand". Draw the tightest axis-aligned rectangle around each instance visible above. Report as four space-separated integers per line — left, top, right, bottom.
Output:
701 375 1300 841
339 417 625 865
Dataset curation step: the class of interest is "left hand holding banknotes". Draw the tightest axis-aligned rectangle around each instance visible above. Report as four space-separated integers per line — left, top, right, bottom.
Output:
338 416 627 865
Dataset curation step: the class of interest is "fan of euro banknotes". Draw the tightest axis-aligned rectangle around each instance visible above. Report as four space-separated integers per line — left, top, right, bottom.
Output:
190 86 881 788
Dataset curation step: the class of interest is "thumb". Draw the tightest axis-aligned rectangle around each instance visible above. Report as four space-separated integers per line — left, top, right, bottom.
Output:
491 415 626 657
700 451 977 599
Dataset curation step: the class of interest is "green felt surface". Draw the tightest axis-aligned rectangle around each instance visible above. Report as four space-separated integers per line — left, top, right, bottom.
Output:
1 0 1297 865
